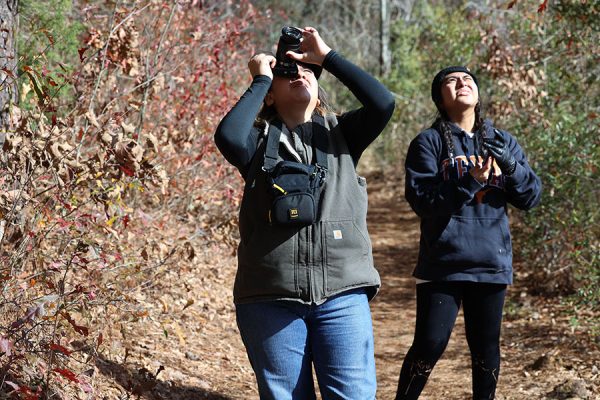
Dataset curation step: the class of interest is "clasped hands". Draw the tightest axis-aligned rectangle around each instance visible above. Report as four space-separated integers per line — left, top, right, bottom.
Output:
470 130 517 183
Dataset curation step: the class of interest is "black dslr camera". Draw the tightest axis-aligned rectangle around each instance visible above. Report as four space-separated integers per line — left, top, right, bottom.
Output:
273 26 303 78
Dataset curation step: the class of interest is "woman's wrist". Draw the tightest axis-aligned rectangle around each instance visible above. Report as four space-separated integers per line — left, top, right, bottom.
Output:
253 74 272 83
321 50 336 69
317 47 333 65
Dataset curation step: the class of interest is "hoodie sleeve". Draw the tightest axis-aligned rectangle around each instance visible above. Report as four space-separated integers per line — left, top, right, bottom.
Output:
214 75 272 175
322 51 395 165
404 130 485 217
499 130 542 210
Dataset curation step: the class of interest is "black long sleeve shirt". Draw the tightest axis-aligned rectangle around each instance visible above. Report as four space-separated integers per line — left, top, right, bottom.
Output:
214 51 395 175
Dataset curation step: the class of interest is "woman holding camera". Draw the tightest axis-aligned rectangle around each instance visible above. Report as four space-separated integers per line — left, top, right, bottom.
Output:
395 66 541 399
214 27 394 399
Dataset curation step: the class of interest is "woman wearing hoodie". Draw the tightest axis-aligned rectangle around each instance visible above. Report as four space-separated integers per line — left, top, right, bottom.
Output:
396 66 541 400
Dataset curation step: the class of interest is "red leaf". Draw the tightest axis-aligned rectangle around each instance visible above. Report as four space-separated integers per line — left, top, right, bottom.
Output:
41 28 55 46
55 195 73 211
62 312 89 336
122 215 130 229
49 343 72 355
23 65 33 73
53 368 79 383
17 386 40 400
507 0 517 8
78 47 88 62
538 0 548 12
119 165 135 176
1 67 15 78
55 218 72 228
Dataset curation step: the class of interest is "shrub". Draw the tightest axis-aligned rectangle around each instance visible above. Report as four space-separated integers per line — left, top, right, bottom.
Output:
384 0 598 306
1 1 266 397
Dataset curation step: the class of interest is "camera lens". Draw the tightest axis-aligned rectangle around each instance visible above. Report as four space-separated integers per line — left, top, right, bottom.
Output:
281 27 302 43
273 26 302 78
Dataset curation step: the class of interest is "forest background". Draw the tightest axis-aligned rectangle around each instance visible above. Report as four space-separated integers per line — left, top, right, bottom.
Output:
0 0 598 398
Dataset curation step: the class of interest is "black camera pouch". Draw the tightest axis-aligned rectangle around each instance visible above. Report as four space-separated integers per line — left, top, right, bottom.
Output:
268 161 320 226
262 118 328 227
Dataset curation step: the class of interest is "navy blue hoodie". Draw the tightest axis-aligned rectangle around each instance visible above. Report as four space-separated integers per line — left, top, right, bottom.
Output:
405 121 541 284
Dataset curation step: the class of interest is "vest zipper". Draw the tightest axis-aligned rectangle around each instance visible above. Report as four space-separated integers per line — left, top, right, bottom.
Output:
307 226 313 303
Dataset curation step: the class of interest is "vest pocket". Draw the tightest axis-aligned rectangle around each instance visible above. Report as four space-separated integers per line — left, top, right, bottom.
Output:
323 219 370 292
237 224 298 296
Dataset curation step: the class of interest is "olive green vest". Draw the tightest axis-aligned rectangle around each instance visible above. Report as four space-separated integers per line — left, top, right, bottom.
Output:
234 114 380 304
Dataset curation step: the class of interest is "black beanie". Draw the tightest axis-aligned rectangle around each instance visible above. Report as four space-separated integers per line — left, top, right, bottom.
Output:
431 66 479 109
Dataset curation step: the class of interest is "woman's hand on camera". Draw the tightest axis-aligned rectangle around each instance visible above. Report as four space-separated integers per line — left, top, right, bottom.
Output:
469 156 493 184
248 53 276 79
287 27 332 66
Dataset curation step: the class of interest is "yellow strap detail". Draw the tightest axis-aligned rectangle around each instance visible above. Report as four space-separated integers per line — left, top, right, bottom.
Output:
272 184 287 195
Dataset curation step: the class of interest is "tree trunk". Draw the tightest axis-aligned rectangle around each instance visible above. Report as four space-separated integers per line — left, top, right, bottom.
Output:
0 0 18 139
380 0 390 75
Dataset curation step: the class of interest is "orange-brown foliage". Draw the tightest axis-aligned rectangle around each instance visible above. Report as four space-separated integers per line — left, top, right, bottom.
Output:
1 1 267 397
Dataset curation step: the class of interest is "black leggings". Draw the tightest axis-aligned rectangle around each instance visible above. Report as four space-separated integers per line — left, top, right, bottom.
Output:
395 281 507 400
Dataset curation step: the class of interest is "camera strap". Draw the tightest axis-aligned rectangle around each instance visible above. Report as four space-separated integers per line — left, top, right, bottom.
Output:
262 115 329 226
263 115 329 172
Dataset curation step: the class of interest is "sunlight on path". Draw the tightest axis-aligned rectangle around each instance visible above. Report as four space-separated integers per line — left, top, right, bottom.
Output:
95 172 599 399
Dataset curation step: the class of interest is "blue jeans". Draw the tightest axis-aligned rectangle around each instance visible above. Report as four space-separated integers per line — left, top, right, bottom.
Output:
236 289 376 400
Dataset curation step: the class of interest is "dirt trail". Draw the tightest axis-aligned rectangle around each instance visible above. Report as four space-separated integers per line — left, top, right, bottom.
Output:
93 171 598 400
367 171 476 399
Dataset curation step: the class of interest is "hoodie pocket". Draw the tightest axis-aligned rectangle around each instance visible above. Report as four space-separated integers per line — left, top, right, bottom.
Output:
429 216 512 268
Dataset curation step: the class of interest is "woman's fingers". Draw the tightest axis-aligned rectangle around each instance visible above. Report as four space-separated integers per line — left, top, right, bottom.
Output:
248 53 275 78
483 140 504 157
470 156 494 182
484 156 493 170
483 138 503 148
292 27 331 66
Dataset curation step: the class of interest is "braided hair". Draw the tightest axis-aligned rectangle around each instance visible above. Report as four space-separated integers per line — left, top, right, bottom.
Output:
433 102 487 166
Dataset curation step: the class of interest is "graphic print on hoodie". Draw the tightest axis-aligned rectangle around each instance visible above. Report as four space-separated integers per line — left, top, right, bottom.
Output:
404 122 542 285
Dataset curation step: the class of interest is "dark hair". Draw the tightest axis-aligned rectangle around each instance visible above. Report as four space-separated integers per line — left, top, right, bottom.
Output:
433 100 486 165
255 85 334 125
431 65 487 164
431 66 478 108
